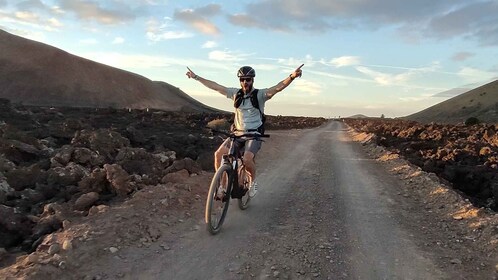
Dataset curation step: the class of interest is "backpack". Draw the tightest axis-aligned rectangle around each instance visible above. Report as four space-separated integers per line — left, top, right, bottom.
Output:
233 89 266 134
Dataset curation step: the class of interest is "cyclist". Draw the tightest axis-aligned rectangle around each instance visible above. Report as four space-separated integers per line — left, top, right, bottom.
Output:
186 65 303 197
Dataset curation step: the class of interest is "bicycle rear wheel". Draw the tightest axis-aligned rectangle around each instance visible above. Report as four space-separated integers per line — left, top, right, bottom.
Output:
205 164 232 234
238 167 251 210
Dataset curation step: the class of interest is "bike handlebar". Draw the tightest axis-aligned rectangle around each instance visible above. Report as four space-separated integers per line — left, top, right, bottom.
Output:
208 128 270 138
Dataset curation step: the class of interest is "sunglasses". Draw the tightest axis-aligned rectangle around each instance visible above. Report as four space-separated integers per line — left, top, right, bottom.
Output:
239 77 253 82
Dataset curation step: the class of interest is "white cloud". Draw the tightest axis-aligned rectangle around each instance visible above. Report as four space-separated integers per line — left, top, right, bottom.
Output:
355 66 414 86
292 79 322 95
277 57 307 67
330 56 360 67
354 62 446 88
457 67 496 84
48 17 63 27
202 40 217 48
15 11 39 23
208 50 246 61
112 36 124 44
147 30 192 41
51 6 65 15
146 18 193 41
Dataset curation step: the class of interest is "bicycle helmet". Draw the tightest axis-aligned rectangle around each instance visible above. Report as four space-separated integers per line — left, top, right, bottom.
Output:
237 66 255 77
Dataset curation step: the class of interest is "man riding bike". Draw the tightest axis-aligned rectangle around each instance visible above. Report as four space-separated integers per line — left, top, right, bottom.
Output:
186 64 303 197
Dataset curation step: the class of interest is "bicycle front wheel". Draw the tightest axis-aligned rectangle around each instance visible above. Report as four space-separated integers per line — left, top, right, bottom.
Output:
238 167 251 210
205 164 232 234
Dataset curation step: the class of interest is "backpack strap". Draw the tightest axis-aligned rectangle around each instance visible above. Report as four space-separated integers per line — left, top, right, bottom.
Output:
234 89 261 112
249 89 260 110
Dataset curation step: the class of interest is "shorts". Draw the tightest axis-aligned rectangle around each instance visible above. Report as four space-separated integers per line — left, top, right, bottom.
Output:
221 137 262 155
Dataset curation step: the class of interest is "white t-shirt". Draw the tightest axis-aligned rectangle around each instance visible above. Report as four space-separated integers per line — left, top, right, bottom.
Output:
226 88 268 132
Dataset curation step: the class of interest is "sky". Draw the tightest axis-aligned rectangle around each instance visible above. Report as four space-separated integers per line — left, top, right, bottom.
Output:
1 0 497 118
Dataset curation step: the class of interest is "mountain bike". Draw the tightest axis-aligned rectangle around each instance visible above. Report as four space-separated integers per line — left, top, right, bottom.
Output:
205 130 269 235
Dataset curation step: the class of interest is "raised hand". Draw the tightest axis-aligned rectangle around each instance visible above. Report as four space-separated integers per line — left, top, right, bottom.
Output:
186 66 197 79
293 64 304 78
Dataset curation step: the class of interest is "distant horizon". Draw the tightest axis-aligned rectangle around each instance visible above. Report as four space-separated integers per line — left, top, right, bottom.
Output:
1 1 497 118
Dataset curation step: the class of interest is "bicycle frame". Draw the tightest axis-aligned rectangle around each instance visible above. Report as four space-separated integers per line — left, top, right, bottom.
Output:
221 136 245 200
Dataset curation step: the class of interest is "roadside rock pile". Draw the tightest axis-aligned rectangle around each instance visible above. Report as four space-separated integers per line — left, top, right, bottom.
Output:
0 99 327 255
343 118 498 209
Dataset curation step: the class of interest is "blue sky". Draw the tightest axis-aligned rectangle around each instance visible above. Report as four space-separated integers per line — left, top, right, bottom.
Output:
1 0 497 118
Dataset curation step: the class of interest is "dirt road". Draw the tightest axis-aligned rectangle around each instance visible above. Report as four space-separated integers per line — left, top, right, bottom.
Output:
117 121 491 279
3 121 494 279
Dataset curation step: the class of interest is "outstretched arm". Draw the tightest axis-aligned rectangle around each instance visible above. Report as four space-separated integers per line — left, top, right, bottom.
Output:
186 67 227 96
266 64 303 99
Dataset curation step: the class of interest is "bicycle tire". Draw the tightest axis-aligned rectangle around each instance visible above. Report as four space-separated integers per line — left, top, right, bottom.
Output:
205 164 232 234
238 167 251 210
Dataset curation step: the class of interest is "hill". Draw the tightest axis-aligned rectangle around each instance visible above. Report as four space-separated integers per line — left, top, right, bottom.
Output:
347 114 370 118
0 29 218 112
404 80 498 124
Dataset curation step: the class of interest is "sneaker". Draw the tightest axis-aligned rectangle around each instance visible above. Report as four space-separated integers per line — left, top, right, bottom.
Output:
248 181 258 198
216 185 226 200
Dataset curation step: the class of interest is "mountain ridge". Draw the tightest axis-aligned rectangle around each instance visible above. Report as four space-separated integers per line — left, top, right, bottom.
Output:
0 29 218 113
404 79 498 124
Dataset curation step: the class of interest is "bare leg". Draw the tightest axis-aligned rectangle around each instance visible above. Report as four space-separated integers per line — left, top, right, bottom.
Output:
214 144 229 190
243 151 256 184
214 144 229 171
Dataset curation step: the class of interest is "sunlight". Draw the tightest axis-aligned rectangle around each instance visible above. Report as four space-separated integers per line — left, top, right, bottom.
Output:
429 187 448 196
451 206 482 220
378 152 399 162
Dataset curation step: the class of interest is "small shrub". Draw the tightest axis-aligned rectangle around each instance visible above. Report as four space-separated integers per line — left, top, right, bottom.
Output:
206 118 230 131
465 117 480 126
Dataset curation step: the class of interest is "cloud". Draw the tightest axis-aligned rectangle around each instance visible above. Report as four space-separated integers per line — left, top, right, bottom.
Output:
330 56 360 67
292 79 322 96
47 17 63 27
275 55 316 68
208 50 247 61
16 0 46 11
146 18 193 41
353 61 450 88
229 0 462 31
228 1 498 46
112 36 124 44
457 67 496 83
451 51 474 62
147 30 192 40
14 11 39 23
58 0 135 25
202 40 217 48
355 66 416 86
173 4 221 35
228 13 289 32
427 1 498 46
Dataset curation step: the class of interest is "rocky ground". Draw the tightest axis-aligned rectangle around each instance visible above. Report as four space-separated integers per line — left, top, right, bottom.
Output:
2 101 498 279
0 98 327 272
343 118 498 209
